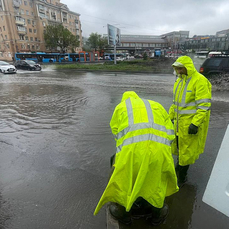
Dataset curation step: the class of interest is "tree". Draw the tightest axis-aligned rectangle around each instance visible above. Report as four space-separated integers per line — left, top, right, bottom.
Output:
86 33 108 52
44 24 80 53
143 52 148 60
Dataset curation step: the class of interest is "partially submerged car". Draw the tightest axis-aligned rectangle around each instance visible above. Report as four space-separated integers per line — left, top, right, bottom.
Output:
0 61 17 74
15 60 42 71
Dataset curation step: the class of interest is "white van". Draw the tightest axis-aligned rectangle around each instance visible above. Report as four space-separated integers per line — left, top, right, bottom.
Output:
208 51 222 58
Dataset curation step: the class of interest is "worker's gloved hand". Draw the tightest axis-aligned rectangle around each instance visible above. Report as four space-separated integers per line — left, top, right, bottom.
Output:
188 123 198 134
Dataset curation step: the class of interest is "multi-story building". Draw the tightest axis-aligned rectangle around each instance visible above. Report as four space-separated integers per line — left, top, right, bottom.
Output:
104 31 189 56
161 31 189 49
183 29 229 52
104 34 169 55
119 35 168 55
0 0 82 61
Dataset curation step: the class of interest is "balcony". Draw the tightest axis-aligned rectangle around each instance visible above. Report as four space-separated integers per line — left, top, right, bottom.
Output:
15 17 25 25
13 0 21 8
17 26 27 34
38 5 45 12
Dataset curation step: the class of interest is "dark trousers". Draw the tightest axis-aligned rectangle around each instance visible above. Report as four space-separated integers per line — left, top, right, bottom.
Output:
176 136 190 182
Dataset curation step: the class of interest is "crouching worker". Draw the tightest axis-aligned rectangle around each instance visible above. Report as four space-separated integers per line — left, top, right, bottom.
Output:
94 91 179 225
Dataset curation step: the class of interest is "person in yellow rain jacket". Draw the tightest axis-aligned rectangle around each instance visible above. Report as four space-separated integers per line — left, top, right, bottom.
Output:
94 91 179 225
169 56 212 186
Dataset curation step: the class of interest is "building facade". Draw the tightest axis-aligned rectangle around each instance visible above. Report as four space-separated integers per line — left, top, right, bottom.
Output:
0 0 82 61
183 30 229 52
161 31 189 49
119 34 168 55
104 31 189 56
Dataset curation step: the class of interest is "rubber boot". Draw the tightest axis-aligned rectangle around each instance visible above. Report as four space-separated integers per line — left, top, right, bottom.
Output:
131 197 153 219
109 203 132 225
151 204 169 226
178 165 189 187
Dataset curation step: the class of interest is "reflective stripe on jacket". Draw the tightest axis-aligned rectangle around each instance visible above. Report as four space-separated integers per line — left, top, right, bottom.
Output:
169 56 212 165
94 91 178 215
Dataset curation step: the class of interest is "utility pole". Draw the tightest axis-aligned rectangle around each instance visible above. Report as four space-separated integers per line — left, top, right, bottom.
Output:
114 45 116 65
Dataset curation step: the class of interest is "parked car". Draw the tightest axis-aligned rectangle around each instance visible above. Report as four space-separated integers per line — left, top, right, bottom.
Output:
116 56 125 61
0 61 17 74
15 60 42 71
199 55 229 77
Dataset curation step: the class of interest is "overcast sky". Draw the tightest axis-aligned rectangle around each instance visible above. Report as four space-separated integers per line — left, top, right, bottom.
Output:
61 0 229 38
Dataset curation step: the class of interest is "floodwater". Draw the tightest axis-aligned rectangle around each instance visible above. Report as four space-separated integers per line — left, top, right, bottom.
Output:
0 66 229 229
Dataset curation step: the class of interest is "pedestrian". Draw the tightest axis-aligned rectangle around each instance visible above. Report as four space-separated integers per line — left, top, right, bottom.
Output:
169 56 212 187
94 91 179 225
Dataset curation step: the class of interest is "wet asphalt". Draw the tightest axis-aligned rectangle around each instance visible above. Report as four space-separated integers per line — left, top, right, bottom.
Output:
0 66 229 229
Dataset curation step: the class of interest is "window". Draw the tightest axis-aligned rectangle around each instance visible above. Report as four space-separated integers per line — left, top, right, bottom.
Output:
29 28 32 32
35 37 37 41
19 35 24 40
39 12 46 18
25 36 28 40
1 16 3 20
3 26 5 31
33 29 36 33
32 45 35 50
42 21 46 26
0 27 1 32
24 1 27 5
21 9 24 14
207 58 222 67
27 19 31 24
30 37 33 41
5 35 7 39
26 10 29 15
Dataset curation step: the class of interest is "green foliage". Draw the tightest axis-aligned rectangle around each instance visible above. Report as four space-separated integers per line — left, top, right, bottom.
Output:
44 24 80 53
87 33 108 51
55 58 175 74
143 52 148 60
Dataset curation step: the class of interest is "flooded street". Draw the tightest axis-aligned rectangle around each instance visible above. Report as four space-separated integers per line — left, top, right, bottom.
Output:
0 67 229 229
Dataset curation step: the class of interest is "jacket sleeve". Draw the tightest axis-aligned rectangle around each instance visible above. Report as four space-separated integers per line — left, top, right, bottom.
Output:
169 104 175 121
110 106 119 138
191 78 212 127
159 105 175 143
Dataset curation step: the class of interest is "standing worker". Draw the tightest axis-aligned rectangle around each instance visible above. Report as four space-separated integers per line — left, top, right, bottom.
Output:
94 91 179 225
169 56 212 186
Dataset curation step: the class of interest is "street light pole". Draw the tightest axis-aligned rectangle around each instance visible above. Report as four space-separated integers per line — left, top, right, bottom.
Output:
114 45 116 65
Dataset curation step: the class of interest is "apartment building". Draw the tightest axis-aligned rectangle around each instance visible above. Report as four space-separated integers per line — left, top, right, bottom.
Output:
0 0 82 61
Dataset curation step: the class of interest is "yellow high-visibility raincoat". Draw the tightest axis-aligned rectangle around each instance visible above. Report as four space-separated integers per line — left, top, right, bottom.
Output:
169 56 212 166
94 91 179 215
